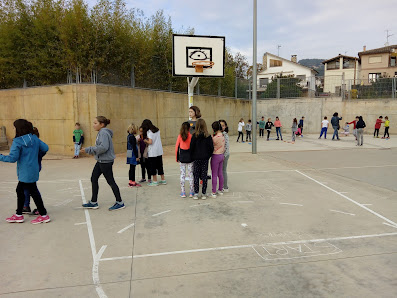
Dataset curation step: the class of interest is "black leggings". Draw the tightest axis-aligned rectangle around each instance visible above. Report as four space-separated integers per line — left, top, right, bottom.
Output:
140 158 151 180
16 182 47 216
129 164 136 181
246 131 251 141
384 127 389 138
267 130 271 139
91 162 122 203
374 128 379 137
194 159 209 194
259 129 264 137
237 131 244 142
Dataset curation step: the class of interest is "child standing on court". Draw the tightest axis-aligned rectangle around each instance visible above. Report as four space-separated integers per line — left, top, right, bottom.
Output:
219 119 230 192
1 119 50 224
348 116 359 140
188 105 201 134
73 123 84 158
258 116 265 138
237 118 245 142
299 116 305 137
265 118 274 141
191 119 214 199
382 116 390 139
175 122 194 198
81 116 124 211
141 119 166 186
211 121 225 198
245 120 252 142
319 116 329 139
291 118 298 143
274 117 283 141
127 123 141 187
138 127 151 183
374 116 383 138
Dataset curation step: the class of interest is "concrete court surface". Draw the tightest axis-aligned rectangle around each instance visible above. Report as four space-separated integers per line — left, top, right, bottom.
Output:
0 134 397 298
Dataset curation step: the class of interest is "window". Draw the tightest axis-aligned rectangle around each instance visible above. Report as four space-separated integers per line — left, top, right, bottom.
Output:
369 56 382 64
391 57 396 67
327 60 340 70
259 78 269 87
296 75 306 81
270 59 282 67
343 59 355 69
368 73 381 82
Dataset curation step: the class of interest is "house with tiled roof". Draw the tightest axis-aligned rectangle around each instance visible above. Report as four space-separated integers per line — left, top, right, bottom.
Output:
322 54 360 93
257 53 317 91
358 45 397 81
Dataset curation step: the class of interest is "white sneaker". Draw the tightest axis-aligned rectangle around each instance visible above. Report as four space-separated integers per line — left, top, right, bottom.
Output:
201 194 207 200
193 194 199 200
211 193 217 198
222 188 229 193
217 191 224 195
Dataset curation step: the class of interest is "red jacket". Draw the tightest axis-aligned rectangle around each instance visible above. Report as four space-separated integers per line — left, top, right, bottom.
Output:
375 119 382 129
347 120 357 129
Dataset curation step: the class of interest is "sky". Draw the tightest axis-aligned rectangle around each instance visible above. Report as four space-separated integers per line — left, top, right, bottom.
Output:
88 0 396 64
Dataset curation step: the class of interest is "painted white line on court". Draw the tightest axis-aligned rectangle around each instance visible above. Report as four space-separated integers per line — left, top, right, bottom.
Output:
74 222 87 225
340 192 348 194
190 203 210 207
383 222 397 229
330 209 356 216
152 210 171 217
241 223 248 227
280 203 303 207
295 170 397 227
99 232 397 261
79 180 107 298
234 201 254 203
117 223 135 234
362 204 373 206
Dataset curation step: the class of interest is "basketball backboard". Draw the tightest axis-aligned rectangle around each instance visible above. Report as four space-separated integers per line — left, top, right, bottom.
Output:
172 34 225 77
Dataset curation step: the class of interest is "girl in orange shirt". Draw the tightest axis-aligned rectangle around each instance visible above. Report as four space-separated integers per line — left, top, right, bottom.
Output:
175 122 194 198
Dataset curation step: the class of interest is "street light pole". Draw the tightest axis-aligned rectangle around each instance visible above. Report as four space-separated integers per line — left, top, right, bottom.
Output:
252 0 257 154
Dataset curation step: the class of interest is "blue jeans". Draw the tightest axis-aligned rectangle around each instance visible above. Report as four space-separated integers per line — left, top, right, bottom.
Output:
332 126 339 140
319 127 327 138
276 127 282 139
74 143 81 156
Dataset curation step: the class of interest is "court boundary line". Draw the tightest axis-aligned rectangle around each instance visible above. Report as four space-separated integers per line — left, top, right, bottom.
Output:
99 232 397 261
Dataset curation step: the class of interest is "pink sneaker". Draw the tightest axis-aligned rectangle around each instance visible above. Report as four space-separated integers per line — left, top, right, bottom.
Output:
6 214 24 223
31 215 51 224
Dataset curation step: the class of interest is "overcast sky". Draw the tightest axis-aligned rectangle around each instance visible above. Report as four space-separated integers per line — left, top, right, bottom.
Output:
88 0 396 63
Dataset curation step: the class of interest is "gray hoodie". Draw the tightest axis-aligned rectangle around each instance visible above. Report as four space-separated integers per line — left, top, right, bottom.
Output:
85 128 115 163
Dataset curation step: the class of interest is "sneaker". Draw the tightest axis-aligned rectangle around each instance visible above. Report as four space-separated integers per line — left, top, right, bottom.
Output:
180 192 187 198
189 192 194 198
222 188 229 193
22 206 31 214
109 202 125 211
148 181 159 186
217 190 224 195
159 180 167 185
201 194 207 200
129 182 142 187
138 179 146 183
193 193 199 200
31 215 50 224
211 193 217 198
82 202 99 209
31 209 39 215
148 179 152 183
6 214 24 223
276 138 279 140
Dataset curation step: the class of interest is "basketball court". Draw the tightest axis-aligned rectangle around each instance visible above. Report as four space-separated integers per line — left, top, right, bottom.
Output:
0 135 396 297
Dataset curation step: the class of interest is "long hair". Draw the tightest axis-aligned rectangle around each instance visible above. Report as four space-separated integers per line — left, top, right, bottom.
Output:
14 119 33 138
219 119 229 133
189 106 201 119
180 122 190 141
141 119 159 137
212 121 221 133
96 116 110 127
293 118 298 124
195 119 209 137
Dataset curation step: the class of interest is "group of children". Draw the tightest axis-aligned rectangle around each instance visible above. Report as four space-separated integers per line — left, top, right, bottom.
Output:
253 116 305 143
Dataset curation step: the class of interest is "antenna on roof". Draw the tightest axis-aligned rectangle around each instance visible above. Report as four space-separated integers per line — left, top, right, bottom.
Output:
385 29 393 46
277 45 281 56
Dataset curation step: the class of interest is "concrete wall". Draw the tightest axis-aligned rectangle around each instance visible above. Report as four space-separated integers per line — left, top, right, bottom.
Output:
0 84 251 155
257 97 397 134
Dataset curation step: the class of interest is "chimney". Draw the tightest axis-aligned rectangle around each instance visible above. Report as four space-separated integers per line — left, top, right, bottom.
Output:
363 45 366 52
291 55 297 63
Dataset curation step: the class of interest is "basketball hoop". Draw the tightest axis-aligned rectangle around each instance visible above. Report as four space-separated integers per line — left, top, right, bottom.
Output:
192 61 215 73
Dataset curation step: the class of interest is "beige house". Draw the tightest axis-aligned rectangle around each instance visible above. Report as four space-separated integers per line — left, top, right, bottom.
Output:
322 54 360 93
358 45 397 81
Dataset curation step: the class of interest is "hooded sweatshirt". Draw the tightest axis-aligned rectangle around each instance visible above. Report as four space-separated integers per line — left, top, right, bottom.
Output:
190 133 214 160
85 128 115 163
0 134 49 183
